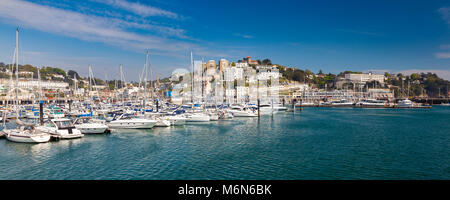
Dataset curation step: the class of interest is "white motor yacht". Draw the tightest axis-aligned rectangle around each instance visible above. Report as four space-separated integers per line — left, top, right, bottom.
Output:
36 118 84 139
73 117 108 134
356 99 387 108
228 106 257 117
259 104 288 115
208 111 219 121
162 115 186 126
107 114 157 129
154 118 171 127
397 99 414 108
331 99 355 107
183 113 211 122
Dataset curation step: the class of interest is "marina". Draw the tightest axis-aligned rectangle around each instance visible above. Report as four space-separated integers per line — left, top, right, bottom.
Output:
0 0 448 184
0 106 448 180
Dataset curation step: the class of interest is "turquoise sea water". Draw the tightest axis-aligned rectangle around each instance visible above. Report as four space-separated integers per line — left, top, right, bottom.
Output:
0 106 449 180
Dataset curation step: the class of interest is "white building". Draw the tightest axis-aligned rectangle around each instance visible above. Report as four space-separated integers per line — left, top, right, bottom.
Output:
0 79 69 90
224 67 243 81
235 62 248 68
345 72 385 84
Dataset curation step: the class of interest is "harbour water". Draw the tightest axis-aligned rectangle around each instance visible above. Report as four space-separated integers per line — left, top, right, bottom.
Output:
0 106 449 180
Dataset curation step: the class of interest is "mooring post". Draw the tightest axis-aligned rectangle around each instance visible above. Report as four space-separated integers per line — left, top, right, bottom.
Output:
39 100 44 125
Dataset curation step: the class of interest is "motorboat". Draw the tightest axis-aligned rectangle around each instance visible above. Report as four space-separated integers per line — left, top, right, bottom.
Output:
218 111 234 119
331 99 355 107
396 99 412 108
228 106 257 117
36 118 84 139
73 117 108 134
259 104 288 115
107 114 157 129
154 118 171 127
208 111 219 121
356 99 387 108
162 115 187 126
183 112 211 122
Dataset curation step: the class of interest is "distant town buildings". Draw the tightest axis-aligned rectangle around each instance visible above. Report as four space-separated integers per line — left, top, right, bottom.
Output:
344 72 385 84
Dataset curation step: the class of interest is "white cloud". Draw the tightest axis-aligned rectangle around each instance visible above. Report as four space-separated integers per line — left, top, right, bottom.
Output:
440 44 450 49
93 0 179 19
234 33 254 39
438 7 450 24
434 52 450 59
0 0 193 54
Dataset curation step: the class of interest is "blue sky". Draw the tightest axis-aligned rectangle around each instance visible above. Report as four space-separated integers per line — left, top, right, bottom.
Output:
0 0 449 80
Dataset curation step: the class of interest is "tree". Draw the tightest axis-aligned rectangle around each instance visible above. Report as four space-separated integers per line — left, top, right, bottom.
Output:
318 69 323 75
262 59 272 65
68 70 80 79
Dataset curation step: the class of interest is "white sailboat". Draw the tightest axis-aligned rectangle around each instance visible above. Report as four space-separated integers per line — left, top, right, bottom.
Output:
3 28 51 143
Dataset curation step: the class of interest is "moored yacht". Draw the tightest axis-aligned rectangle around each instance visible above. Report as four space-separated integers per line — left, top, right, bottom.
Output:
3 119 51 143
228 106 257 117
331 99 355 107
258 104 288 115
73 117 108 134
107 114 157 129
356 99 387 108
36 118 84 139
396 99 414 108
162 115 187 126
183 112 211 122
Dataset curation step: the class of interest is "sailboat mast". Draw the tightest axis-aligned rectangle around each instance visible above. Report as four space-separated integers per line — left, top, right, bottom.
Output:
120 64 125 107
15 28 19 104
38 67 41 101
201 57 205 110
191 51 194 104
143 51 149 111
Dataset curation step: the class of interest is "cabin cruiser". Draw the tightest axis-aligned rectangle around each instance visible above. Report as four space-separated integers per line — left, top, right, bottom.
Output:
143 112 171 127
258 104 288 115
331 99 355 107
73 117 108 134
356 99 387 108
36 118 84 139
228 106 257 117
2 119 51 143
396 99 414 108
162 115 187 126
183 112 211 122
107 114 157 129
207 111 219 121
218 110 234 119
318 101 331 106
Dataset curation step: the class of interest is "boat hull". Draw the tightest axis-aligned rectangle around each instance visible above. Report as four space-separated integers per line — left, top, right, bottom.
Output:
108 120 156 129
3 130 51 143
75 124 108 134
